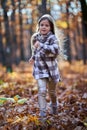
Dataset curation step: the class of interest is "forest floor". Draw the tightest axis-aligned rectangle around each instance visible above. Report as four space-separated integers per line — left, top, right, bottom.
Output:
0 61 87 130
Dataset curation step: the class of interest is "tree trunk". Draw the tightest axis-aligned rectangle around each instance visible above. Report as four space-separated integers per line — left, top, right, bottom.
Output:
65 2 72 63
11 0 18 64
0 34 5 64
0 6 5 64
1 0 12 72
41 0 47 15
79 0 87 64
19 0 24 61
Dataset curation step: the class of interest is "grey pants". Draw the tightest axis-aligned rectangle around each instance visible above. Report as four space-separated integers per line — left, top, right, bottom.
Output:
37 78 57 112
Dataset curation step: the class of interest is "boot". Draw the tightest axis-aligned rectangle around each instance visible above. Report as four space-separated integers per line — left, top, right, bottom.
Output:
50 103 58 115
40 109 46 117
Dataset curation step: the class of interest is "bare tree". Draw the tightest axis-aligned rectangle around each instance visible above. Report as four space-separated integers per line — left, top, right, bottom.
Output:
1 0 12 72
79 0 87 64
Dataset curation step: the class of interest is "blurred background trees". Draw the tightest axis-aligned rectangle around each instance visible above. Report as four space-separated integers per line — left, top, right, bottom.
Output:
0 0 87 71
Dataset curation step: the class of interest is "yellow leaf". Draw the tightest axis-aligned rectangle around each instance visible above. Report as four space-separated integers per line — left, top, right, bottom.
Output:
56 20 68 29
7 118 13 123
12 117 21 124
13 95 20 101
46 119 51 124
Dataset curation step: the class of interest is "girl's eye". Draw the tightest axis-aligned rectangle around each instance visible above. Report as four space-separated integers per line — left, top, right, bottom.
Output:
40 24 49 27
46 25 49 27
40 24 44 26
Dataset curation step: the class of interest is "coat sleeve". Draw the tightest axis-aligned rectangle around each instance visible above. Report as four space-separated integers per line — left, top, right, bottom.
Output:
30 34 37 60
39 35 60 55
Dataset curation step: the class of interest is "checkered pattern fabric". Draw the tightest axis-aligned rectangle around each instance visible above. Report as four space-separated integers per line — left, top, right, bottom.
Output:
31 31 61 83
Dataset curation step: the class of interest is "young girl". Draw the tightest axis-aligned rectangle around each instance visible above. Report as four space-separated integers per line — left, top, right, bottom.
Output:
29 14 62 117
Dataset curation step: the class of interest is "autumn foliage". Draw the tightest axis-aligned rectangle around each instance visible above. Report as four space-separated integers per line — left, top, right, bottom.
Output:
0 61 87 130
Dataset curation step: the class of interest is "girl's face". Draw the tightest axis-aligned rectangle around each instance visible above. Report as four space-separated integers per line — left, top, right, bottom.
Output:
39 19 51 35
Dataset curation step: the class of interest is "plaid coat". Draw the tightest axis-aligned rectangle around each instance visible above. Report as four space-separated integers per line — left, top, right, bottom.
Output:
31 31 61 83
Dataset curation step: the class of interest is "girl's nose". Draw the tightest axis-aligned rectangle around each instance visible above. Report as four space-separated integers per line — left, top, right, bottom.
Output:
42 26 46 29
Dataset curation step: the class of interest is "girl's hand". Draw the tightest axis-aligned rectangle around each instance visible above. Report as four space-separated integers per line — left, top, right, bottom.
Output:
34 41 40 48
29 58 34 64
